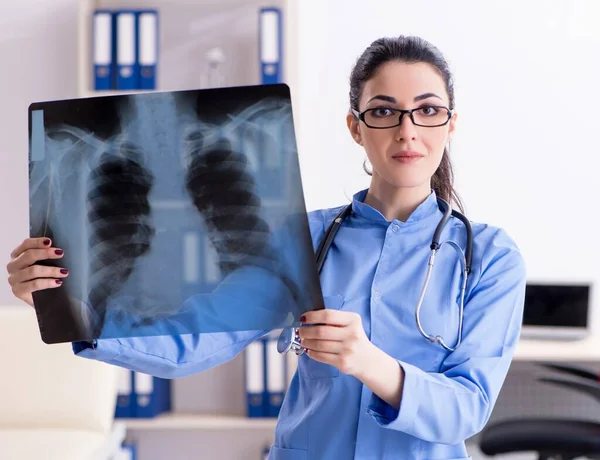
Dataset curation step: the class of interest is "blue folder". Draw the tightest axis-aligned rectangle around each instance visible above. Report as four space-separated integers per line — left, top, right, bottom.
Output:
92 10 114 90
259 7 283 84
133 372 171 418
120 441 137 460
136 10 159 90
266 332 285 417
245 337 266 417
114 10 139 89
114 369 134 418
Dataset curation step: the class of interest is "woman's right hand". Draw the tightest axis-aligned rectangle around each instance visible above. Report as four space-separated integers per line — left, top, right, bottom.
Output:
6 237 69 307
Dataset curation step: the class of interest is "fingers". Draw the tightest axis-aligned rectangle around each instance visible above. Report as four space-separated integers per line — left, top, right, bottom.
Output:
300 338 345 354
6 238 68 306
8 264 69 286
11 277 65 300
8 264 68 304
300 309 358 327
298 324 357 354
7 245 65 273
298 324 346 342
9 237 51 259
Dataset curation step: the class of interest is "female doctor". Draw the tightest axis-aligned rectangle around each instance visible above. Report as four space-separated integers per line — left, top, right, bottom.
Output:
6 35 526 459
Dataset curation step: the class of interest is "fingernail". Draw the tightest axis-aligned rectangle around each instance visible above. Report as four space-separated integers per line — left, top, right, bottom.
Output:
55 280 63 285
300 315 306 322
60 269 68 275
43 239 51 246
55 249 64 255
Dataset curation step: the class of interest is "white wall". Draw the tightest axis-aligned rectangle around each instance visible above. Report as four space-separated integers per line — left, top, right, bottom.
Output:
289 0 600 330
0 0 80 305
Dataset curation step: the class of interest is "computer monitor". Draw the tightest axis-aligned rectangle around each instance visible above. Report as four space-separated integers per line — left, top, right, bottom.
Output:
520 282 591 340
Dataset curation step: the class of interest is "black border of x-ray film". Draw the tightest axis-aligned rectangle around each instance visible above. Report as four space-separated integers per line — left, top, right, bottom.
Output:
27 84 325 344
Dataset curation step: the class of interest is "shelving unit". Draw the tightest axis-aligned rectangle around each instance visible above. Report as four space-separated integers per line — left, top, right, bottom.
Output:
76 0 296 99
123 414 278 431
113 351 293 459
75 2 294 458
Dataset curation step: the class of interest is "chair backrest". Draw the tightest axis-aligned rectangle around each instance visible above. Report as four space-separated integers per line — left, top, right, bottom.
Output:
0 305 119 434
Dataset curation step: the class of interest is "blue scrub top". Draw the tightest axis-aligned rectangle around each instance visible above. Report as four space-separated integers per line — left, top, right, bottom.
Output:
73 188 527 460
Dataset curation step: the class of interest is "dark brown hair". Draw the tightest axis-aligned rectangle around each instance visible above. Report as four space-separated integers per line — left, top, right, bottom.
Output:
349 35 465 213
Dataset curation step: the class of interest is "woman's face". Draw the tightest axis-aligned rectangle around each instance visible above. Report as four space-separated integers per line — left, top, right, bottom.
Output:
347 61 457 192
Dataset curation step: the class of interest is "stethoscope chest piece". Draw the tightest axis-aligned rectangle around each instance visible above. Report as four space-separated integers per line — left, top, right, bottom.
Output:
277 327 305 356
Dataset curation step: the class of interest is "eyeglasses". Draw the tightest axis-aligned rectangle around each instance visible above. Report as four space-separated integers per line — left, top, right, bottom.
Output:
352 105 453 129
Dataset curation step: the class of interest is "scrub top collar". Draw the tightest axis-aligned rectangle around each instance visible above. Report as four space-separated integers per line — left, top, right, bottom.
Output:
351 187 440 226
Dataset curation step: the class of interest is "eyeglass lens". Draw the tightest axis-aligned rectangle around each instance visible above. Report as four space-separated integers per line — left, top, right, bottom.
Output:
364 107 449 128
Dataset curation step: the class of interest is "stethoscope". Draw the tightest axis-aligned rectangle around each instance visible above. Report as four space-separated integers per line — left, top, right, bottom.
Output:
277 196 474 355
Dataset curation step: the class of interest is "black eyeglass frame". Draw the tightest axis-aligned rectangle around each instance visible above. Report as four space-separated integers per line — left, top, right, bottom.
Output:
351 105 454 129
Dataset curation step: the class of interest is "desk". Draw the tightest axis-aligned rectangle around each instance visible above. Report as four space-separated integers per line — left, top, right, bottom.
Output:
514 334 600 361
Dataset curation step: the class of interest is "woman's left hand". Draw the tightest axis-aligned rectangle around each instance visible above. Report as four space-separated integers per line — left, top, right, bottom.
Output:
297 309 375 378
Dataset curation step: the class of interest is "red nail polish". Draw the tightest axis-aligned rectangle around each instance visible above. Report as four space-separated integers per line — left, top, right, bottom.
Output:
55 279 63 285
60 269 68 275
43 239 51 246
55 249 64 255
300 315 306 322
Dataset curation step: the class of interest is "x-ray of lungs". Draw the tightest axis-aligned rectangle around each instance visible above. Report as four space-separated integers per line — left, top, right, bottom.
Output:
28 84 324 344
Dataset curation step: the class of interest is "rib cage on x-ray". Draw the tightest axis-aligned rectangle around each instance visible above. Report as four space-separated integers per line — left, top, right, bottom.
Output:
86 144 155 336
184 135 277 275
28 87 313 343
29 127 159 337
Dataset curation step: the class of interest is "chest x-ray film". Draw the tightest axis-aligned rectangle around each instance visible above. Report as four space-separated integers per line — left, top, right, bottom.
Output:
28 84 324 344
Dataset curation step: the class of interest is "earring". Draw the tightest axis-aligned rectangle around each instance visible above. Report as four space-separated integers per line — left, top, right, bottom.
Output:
362 157 372 175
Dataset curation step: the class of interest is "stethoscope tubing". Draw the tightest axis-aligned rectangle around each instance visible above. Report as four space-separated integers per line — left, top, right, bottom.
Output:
280 196 473 355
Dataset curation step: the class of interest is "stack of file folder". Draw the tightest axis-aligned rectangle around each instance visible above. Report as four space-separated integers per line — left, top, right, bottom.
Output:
93 9 159 91
114 370 171 418
245 330 297 418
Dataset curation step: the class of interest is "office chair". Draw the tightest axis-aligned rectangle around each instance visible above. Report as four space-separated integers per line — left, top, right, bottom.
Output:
479 363 600 460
